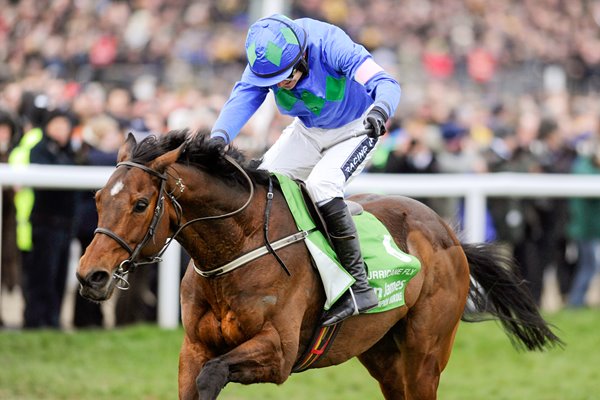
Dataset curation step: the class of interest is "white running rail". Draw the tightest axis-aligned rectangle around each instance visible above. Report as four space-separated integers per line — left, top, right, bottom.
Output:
3 164 600 328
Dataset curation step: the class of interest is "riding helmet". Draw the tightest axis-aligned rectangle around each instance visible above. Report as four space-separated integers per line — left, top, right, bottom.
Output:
242 14 307 87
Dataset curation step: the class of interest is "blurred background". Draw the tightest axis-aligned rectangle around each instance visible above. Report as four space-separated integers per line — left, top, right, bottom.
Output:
1 1 600 398
2 0 600 323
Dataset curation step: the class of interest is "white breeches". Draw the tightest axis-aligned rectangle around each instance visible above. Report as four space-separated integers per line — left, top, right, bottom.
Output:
259 114 378 204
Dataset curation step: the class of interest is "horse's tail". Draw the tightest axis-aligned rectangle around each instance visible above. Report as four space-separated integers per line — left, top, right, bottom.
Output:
461 242 564 351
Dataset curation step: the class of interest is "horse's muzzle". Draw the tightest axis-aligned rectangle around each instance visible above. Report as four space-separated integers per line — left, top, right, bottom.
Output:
77 269 115 301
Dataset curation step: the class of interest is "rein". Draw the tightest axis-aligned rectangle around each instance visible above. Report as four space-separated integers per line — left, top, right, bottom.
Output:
94 154 254 290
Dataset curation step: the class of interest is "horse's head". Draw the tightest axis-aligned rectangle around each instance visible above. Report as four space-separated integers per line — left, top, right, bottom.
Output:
77 133 183 301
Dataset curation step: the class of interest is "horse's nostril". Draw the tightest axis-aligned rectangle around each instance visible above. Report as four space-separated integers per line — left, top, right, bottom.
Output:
88 271 110 288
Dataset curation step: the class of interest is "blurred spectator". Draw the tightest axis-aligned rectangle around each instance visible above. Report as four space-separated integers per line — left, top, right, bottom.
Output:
436 109 488 223
437 110 487 174
7 117 44 315
22 110 77 329
566 142 600 308
0 109 21 326
105 86 133 131
377 122 443 215
423 38 454 80
0 84 25 129
467 46 496 84
487 103 513 140
484 123 546 302
486 130 537 246
382 120 440 175
530 118 577 302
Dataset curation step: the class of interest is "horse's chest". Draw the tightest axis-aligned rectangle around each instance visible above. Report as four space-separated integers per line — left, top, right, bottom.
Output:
194 308 255 349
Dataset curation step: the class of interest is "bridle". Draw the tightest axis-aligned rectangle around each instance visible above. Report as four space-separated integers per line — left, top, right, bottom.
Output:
94 155 254 290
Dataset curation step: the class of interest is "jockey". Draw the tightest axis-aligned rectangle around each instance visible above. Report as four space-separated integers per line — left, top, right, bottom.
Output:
209 14 401 326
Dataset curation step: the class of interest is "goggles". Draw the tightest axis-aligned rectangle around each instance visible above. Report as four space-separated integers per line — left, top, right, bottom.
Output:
280 53 309 83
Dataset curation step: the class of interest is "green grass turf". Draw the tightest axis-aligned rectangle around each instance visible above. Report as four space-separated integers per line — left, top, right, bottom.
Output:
1 310 598 399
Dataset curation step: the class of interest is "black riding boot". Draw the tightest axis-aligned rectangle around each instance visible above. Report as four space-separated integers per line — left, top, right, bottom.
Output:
319 198 379 326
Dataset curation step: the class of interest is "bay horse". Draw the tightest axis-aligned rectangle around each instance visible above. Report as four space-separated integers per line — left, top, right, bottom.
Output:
77 130 562 400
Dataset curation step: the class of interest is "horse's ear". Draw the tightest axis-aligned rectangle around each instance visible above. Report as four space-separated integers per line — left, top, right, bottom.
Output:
148 143 184 173
117 133 137 163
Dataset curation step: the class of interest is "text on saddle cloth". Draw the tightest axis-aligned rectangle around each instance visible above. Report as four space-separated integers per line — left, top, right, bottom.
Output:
274 173 421 312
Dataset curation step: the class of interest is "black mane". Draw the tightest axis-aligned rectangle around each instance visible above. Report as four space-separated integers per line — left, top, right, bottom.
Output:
130 129 271 188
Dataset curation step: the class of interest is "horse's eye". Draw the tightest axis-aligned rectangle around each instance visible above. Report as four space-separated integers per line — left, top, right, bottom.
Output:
134 199 149 213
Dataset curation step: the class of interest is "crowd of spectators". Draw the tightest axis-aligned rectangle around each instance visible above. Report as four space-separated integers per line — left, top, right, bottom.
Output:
297 0 600 91
2 0 600 329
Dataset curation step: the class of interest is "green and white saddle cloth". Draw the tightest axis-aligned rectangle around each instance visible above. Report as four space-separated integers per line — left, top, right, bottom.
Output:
274 173 421 313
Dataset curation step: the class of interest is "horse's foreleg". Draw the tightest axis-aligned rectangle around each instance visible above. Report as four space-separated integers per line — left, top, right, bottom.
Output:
195 325 289 399
179 335 211 400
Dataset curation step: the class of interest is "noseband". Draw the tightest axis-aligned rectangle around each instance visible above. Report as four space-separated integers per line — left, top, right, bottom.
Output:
94 156 254 290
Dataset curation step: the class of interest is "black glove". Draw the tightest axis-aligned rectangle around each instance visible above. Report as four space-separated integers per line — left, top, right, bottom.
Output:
364 106 388 138
206 136 227 155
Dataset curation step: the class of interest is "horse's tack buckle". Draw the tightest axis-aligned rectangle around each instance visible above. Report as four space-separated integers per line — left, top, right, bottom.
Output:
175 178 185 193
113 260 131 290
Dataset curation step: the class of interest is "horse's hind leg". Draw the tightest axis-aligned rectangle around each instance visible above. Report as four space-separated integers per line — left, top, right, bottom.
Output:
360 314 461 400
401 317 460 400
357 328 407 399
360 249 468 399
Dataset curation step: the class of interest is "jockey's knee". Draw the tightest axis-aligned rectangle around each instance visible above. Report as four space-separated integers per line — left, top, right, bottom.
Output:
304 178 342 205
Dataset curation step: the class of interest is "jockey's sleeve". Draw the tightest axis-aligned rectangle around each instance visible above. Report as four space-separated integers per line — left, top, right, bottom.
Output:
316 20 401 119
211 82 269 143
359 62 401 120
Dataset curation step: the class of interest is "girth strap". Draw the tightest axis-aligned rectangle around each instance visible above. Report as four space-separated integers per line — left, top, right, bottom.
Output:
292 323 342 373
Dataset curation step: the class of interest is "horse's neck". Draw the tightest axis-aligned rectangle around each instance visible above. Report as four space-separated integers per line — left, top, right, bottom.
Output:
174 172 262 268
